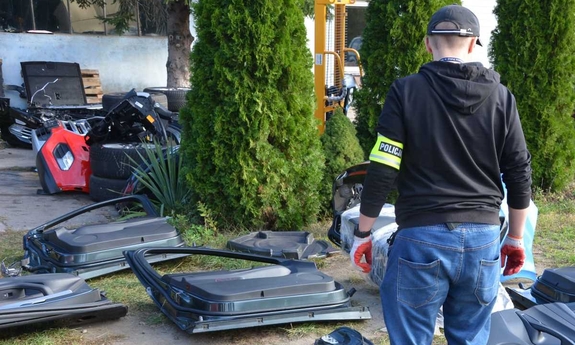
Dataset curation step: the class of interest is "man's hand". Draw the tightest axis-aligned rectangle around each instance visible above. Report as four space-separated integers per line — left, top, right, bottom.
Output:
501 235 525 276
350 236 372 273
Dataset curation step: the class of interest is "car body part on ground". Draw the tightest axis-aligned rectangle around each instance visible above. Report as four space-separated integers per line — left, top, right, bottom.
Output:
328 161 538 284
1 61 106 148
124 247 371 334
226 231 339 260
20 195 187 279
507 267 575 310
314 326 374 345
32 117 101 153
0 273 127 331
36 124 92 195
487 302 575 345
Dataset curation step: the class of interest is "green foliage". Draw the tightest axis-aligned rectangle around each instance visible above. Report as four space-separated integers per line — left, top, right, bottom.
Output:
71 0 181 35
533 185 575 266
127 142 192 216
320 108 365 215
490 0 575 191
354 0 460 155
180 0 324 230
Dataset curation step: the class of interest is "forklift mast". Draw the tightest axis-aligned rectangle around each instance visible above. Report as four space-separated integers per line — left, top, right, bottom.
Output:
314 0 360 133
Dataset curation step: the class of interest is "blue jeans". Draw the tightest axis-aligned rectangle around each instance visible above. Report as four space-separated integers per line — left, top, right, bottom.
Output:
380 223 500 345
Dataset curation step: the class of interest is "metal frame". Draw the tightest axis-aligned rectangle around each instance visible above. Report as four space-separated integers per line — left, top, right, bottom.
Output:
314 0 362 133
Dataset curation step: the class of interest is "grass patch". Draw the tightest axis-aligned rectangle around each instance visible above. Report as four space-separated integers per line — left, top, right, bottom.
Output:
0 230 25 265
0 328 86 345
533 188 575 267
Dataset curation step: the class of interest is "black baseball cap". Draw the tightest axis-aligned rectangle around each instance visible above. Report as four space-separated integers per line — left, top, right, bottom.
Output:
427 5 482 46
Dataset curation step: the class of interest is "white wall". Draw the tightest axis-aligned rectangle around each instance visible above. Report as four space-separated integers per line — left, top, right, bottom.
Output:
0 32 168 108
462 0 498 68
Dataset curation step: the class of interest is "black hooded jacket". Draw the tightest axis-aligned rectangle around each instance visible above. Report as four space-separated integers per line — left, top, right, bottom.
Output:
360 61 532 229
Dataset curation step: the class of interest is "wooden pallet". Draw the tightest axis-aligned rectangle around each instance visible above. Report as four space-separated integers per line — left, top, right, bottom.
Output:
81 69 103 104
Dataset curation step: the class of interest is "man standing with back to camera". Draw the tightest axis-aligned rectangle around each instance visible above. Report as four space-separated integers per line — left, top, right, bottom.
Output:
349 5 532 345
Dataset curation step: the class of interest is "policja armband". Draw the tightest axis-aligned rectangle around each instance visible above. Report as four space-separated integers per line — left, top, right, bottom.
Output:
369 135 403 170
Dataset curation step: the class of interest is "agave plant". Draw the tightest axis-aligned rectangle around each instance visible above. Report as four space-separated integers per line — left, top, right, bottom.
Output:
126 140 192 216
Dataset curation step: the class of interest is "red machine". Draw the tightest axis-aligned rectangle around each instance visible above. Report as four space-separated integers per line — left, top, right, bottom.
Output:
36 124 91 194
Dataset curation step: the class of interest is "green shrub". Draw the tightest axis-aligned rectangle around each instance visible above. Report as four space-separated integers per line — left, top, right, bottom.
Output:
127 141 192 216
354 0 460 155
490 0 575 191
180 0 324 230
320 108 364 215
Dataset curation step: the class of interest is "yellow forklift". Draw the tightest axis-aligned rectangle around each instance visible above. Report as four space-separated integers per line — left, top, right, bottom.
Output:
314 0 363 133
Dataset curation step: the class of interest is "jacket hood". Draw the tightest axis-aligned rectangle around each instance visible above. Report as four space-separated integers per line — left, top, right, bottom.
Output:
419 61 500 114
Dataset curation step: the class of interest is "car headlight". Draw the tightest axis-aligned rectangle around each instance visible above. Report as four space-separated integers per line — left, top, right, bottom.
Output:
54 144 74 171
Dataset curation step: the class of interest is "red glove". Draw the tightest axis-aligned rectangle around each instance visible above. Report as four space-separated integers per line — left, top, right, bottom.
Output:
350 236 372 273
501 234 525 276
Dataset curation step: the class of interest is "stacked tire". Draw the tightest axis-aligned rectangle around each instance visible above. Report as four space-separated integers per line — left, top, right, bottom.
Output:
142 87 190 112
89 143 152 202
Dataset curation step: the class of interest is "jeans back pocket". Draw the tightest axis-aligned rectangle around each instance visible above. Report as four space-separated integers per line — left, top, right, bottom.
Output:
397 258 440 308
474 258 500 305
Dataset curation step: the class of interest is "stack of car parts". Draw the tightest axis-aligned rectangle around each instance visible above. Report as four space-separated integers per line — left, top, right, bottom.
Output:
85 89 181 201
1 61 106 149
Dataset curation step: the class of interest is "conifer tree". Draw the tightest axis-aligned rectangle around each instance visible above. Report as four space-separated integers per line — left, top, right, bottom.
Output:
490 0 575 191
180 0 324 229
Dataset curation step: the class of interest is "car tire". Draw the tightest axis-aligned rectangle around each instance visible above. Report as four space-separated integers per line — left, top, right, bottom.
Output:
149 92 169 109
143 87 190 112
89 174 128 202
101 92 127 112
90 142 154 180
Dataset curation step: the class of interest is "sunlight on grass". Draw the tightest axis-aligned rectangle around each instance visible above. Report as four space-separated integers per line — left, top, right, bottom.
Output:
0 326 124 345
0 230 26 265
89 272 156 313
533 186 575 267
0 328 83 345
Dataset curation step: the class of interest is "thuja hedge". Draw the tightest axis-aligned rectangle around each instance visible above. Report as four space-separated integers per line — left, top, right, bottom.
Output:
354 0 460 155
180 0 324 230
490 0 575 191
320 108 365 215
